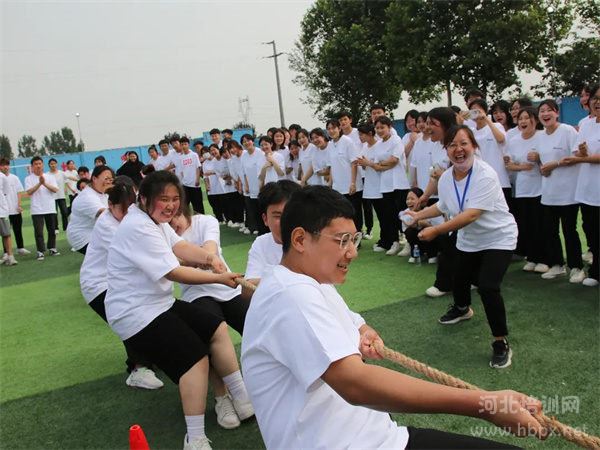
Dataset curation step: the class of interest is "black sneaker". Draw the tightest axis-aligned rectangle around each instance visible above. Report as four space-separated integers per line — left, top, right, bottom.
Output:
438 304 474 324
490 339 512 369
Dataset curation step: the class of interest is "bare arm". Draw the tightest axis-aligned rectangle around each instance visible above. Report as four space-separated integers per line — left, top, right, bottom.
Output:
164 266 239 287
300 165 314 186
485 118 506 144
172 240 226 273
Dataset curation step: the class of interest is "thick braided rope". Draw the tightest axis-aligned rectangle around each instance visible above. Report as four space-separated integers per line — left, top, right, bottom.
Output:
234 277 257 292
373 342 600 450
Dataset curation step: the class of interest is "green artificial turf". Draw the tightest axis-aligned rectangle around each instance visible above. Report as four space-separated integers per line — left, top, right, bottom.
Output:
0 199 598 449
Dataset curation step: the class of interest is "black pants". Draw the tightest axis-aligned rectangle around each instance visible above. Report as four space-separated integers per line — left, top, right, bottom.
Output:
344 190 363 233
231 192 245 223
207 194 226 222
244 196 260 233
191 295 249 335
8 214 24 249
581 204 599 281
434 232 457 292
406 426 520 449
454 249 512 337
513 196 545 264
362 197 374 233
55 198 69 231
542 204 582 268
222 192 240 222
369 198 391 248
383 189 409 236
405 226 439 258
68 194 77 214
89 291 154 373
184 185 205 214
31 213 57 253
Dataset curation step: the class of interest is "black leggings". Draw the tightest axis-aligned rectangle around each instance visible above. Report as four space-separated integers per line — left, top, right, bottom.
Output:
89 291 154 373
191 295 249 335
434 232 457 292
9 214 24 249
542 204 582 268
406 427 520 449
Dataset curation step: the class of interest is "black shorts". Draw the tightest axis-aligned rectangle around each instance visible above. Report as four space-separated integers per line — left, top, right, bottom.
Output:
406 427 520 449
124 300 223 384
190 295 249 335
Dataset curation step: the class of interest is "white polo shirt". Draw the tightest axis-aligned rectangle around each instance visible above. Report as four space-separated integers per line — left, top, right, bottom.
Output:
241 148 264 199
245 232 282 280
574 119 600 206
241 265 408 450
507 131 542 198
179 151 201 187
361 142 382 200
472 123 511 188
538 123 579 206
105 205 182 340
25 172 57 215
5 173 24 215
373 135 410 193
328 135 363 195
79 210 120 303
436 159 517 252
179 215 241 302
66 186 108 250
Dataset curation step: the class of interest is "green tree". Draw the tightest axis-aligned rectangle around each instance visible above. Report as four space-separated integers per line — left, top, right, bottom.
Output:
41 127 84 155
17 135 41 158
289 0 402 122
0 135 13 160
384 0 574 103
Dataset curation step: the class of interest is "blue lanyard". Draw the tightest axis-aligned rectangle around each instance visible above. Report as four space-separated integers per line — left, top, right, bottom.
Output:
453 168 473 212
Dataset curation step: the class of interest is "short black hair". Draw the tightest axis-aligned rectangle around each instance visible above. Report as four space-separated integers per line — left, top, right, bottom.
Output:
511 97 533 109
158 139 169 146
0 158 9 166
404 109 419 123
357 123 375 135
94 155 107 164
66 159 74 165
48 158 58 164
464 88 484 103
309 127 328 142
468 98 488 112
443 124 479 149
450 105 461 114
179 136 190 144
288 123 302 132
538 98 559 113
281 186 355 253
169 134 180 143
138 170 184 216
370 103 386 113
148 145 157 153
241 133 254 144
209 128 220 135
409 186 424 198
76 178 89 190
222 128 233 135
374 116 392 127
267 127 278 136
106 176 137 212
30 156 43 165
77 165 89 174
141 164 156 176
337 110 352 120
258 135 273 146
193 140 204 147
326 118 341 129
258 180 302 216
91 165 114 179
427 107 458 132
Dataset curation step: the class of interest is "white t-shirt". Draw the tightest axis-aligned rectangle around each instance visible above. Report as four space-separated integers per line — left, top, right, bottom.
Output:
178 151 201 187
66 186 108 250
49 170 66 199
538 123 579 206
0 173 9 218
105 205 183 340
410 138 449 193
298 144 319 185
343 128 361 148
227 153 244 184
507 131 543 198
64 169 79 196
506 127 520 141
79 210 120 304
310 146 330 186
436 159 517 252
25 172 57 215
472 123 511 188
574 119 600 206
328 136 363 195
5 173 23 215
203 158 225 196
154 151 176 171
241 265 408 450
361 142 383 199
245 232 282 280
373 135 410 193
578 115 594 130
241 148 264 199
179 215 241 302
258 151 286 185
216 158 237 193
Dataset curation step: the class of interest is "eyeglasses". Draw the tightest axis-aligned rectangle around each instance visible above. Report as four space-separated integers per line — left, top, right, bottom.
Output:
311 231 362 250
591 96 600 102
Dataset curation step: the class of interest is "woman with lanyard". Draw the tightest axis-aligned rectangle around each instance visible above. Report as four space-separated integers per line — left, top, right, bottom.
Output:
407 125 517 369
67 165 114 254
559 83 600 287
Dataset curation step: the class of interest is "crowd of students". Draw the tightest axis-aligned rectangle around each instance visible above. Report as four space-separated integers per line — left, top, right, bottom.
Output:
0 82 598 449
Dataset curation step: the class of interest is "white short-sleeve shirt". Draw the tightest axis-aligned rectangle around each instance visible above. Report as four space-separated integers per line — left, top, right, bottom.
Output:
328 135 363 195
50 170 66 200
64 169 79 195
179 215 241 302
245 232 282 280
538 123 579 206
410 138 449 195
436 159 517 252
373 135 410 193
0 173 9 218
574 119 600 206
310 146 330 186
241 265 409 450
5 173 24 215
105 205 183 340
258 151 286 185
298 144 319 185
203 158 225 196
79 210 120 303
241 148 264 199
472 123 511 188
25 172 58 215
66 186 108 250
179 151 201 187
507 131 543 198
154 151 176 171
361 142 383 199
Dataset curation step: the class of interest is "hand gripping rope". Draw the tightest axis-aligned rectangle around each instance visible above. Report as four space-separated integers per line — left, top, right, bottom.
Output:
235 277 600 449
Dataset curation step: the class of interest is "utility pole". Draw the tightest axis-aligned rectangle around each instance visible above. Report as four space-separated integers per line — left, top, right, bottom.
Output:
263 40 285 128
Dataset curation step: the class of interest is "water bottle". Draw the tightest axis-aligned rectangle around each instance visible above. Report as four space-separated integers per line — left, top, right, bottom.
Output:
413 245 421 265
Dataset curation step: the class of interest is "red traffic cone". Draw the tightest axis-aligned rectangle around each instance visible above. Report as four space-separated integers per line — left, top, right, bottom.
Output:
129 424 150 450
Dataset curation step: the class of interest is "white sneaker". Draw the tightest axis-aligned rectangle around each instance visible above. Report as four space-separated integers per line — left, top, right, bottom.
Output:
522 262 536 272
36 252 45 261
243 229 251 235
398 243 411 257
534 263 549 273
55 229 60 235
398 234 407 245
582 251 593 264
428 257 438 264
126 367 164 390
1 253 8 263
227 220 234 227
408 257 416 264
425 286 448 298
252 230 258 235
215 395 241 429
569 268 586 284
238 226 246 233
232 222 243 228
372 244 386 253
17 248 31 255
385 241 401 256
183 435 212 450
71 247 77 252
582 277 599 287
541 265 566 279
232 397 254 421
362 233 372 240
49 248 60 256
5 255 18 266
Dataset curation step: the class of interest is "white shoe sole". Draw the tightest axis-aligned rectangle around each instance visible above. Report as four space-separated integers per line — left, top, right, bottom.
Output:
439 308 474 325
490 348 513 369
